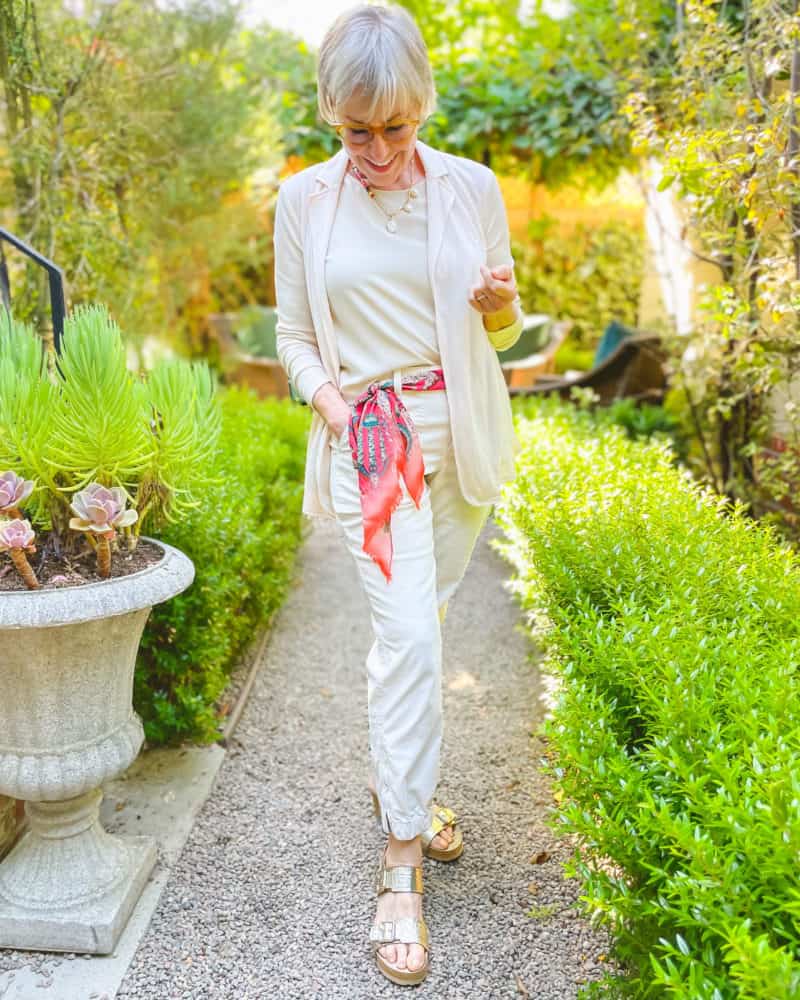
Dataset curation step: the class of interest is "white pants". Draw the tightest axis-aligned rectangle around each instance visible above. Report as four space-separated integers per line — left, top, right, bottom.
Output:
329 367 491 840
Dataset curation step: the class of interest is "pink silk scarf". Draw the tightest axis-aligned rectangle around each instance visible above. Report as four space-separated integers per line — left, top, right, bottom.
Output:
343 368 446 584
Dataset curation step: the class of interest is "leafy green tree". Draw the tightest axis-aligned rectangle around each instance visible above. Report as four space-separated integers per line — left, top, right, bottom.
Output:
398 0 633 186
239 24 337 165
0 0 282 348
251 2 633 184
608 0 798 526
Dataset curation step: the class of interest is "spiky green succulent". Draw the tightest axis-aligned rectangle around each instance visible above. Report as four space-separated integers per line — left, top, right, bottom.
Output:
0 303 221 553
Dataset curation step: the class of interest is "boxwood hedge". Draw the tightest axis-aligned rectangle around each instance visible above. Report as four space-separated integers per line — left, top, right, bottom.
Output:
135 387 310 745
494 397 800 999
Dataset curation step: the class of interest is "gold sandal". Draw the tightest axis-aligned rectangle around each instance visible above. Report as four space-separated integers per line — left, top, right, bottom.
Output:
369 844 430 985
370 790 464 862
420 804 464 862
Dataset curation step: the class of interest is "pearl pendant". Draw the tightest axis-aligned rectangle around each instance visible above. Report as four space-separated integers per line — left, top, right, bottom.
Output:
386 218 398 233
402 203 412 213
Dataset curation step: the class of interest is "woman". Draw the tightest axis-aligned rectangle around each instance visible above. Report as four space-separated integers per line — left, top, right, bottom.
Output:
273 3 523 986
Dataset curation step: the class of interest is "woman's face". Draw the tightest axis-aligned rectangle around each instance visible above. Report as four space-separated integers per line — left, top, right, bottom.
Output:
337 92 420 189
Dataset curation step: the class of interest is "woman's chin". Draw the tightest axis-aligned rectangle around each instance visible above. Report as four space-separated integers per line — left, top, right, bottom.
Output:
357 152 404 185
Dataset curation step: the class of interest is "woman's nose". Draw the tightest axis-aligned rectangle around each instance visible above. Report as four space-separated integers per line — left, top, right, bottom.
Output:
369 133 390 161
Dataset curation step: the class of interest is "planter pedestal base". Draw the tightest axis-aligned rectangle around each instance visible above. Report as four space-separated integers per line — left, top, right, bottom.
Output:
0 538 195 953
0 790 157 954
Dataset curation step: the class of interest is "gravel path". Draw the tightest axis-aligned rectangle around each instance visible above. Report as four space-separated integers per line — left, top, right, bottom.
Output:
117 516 612 999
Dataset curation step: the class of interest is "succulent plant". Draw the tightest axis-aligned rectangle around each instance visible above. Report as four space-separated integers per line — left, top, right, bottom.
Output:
69 483 138 536
0 518 39 589
0 471 34 518
69 483 139 578
0 303 221 582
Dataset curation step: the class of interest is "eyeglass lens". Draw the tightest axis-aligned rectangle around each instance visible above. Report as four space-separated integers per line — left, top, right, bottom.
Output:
343 123 414 145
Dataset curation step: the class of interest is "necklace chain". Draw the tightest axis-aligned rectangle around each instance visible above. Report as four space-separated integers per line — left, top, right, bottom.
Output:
349 160 418 234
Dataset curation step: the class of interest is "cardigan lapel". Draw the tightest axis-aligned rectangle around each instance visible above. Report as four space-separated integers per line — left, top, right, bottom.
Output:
306 148 348 376
415 141 453 289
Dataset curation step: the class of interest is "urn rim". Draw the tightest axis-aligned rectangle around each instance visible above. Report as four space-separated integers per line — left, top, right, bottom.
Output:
0 536 195 629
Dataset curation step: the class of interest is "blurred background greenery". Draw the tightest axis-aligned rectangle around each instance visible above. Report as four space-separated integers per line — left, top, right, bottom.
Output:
2 0 796 537
0 0 645 367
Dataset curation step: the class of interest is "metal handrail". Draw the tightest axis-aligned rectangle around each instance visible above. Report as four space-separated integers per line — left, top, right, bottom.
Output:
0 227 65 354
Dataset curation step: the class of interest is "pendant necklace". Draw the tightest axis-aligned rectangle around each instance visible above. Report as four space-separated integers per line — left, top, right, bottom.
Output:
349 159 418 234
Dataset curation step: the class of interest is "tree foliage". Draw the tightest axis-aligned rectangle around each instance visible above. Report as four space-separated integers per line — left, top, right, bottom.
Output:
607 0 799 530
241 24 339 166
400 0 632 186
0 0 282 346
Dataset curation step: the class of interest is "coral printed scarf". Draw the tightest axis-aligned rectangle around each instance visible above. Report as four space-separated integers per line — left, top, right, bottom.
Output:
344 368 446 584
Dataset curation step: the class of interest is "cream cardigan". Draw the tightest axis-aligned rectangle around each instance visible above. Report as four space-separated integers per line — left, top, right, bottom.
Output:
273 139 524 520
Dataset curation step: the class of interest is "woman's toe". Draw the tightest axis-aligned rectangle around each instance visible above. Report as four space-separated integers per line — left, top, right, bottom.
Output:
431 825 454 849
394 944 408 970
381 944 398 965
407 944 425 971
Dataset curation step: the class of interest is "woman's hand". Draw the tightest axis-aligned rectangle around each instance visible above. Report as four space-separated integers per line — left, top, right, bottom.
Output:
469 264 518 316
311 382 351 438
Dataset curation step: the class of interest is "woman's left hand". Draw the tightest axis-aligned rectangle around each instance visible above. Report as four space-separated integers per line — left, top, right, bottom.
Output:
468 264 518 315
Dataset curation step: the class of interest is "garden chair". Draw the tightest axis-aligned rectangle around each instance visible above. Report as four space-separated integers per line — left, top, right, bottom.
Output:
508 319 668 404
498 313 572 390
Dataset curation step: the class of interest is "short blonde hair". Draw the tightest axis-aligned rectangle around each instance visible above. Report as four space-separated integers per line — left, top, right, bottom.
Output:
317 3 436 125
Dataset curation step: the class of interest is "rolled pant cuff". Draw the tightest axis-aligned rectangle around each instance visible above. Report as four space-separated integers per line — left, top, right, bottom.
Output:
382 806 431 842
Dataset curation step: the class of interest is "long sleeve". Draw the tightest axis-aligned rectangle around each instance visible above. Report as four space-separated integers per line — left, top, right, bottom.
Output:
481 171 523 352
273 182 333 407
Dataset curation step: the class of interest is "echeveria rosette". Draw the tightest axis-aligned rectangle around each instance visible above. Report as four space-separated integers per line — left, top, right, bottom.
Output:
69 483 138 535
0 471 34 518
0 518 39 589
69 483 138 578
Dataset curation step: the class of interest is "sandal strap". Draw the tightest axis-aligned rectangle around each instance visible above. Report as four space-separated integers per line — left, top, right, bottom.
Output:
369 916 430 951
376 861 424 895
420 804 458 850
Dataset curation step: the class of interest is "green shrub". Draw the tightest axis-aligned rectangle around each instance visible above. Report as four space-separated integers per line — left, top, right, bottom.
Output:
494 396 800 999
512 217 644 350
603 397 689 463
515 393 688 459
134 387 311 745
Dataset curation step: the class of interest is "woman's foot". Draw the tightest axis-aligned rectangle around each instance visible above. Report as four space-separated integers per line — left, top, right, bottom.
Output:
375 834 427 974
368 779 456 852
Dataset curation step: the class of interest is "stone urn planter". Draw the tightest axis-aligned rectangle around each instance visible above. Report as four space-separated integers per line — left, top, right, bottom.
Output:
0 537 194 954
